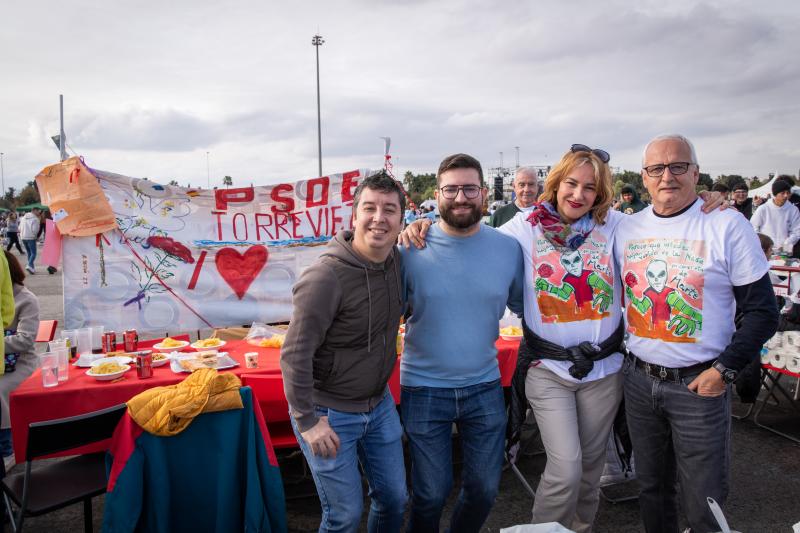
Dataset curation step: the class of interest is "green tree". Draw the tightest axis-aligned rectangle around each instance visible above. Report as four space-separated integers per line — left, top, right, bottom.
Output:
403 171 437 206
716 174 745 190
614 170 645 196
4 187 16 206
749 177 764 189
168 179 179 186
698 172 713 191
223 176 233 188
17 181 40 206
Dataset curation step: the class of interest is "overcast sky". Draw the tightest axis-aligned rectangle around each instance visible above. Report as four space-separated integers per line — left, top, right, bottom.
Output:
1 0 799 191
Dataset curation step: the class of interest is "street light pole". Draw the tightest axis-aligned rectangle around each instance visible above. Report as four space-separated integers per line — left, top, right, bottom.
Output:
514 146 520 169
312 34 324 178
206 151 210 188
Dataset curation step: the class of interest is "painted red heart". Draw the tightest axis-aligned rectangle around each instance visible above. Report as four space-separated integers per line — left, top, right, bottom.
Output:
215 246 268 299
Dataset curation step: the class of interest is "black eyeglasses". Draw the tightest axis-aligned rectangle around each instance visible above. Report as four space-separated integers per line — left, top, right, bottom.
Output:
643 162 694 177
571 144 610 163
439 185 482 199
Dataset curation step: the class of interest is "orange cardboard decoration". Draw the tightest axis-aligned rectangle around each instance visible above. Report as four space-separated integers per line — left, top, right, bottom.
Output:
34 157 118 237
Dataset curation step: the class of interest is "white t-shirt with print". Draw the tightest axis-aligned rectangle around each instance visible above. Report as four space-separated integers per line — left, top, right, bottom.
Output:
500 209 625 383
615 200 769 368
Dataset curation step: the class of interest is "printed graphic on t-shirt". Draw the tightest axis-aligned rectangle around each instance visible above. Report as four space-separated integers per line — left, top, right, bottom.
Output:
533 233 613 323
623 238 705 343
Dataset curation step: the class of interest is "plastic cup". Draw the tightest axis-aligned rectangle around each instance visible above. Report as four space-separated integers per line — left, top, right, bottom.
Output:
55 348 69 382
77 327 93 356
90 325 104 353
40 353 59 388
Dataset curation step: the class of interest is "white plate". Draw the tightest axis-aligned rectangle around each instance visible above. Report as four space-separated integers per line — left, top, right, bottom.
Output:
150 353 171 367
171 352 239 373
152 340 190 351
499 334 523 341
190 339 227 350
86 364 131 381
91 356 134 366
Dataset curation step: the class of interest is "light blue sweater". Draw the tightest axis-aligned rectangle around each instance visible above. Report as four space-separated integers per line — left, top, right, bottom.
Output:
400 223 524 387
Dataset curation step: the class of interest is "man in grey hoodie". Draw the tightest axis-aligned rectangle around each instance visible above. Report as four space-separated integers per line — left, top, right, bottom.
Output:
281 170 407 532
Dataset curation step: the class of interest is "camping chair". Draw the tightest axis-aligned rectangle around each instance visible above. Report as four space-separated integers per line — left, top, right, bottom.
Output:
33 320 57 344
0 403 127 533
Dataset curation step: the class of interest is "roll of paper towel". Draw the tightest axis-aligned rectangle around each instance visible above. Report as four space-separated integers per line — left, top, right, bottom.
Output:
770 351 787 369
783 331 800 347
765 333 783 349
786 355 800 374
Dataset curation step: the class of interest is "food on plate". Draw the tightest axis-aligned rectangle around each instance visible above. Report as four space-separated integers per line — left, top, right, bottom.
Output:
194 337 223 348
102 351 126 357
257 334 285 348
178 351 219 372
152 353 168 361
499 325 523 336
159 337 185 348
92 362 126 375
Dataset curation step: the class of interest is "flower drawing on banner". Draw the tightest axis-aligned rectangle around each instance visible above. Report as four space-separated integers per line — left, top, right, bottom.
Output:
625 271 638 288
147 236 195 264
131 249 177 302
537 263 554 279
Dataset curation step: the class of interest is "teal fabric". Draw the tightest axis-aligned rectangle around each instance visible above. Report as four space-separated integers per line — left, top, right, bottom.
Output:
103 388 287 533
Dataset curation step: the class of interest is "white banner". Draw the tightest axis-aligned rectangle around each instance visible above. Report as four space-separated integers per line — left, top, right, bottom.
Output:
63 167 374 333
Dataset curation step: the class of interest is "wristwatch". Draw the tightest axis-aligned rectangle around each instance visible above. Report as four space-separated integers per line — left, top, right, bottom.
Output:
712 360 738 384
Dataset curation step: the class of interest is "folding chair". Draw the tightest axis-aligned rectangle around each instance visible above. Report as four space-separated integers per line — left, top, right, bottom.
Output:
752 363 800 443
0 403 127 533
33 320 57 344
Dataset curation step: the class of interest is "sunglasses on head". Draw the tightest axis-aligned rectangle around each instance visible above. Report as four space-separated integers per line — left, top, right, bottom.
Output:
570 144 610 164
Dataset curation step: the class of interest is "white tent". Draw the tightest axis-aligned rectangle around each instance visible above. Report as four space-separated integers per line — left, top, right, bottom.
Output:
749 177 777 198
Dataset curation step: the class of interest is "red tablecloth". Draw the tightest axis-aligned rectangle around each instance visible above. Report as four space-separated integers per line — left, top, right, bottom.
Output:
10 336 520 460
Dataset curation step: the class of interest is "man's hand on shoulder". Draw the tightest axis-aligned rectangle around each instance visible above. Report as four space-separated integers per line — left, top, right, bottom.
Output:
398 218 432 249
301 416 341 458
686 367 726 397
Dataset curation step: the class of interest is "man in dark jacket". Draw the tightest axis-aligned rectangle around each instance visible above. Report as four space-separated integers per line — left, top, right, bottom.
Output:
731 182 753 219
488 166 539 227
618 184 648 214
281 171 408 531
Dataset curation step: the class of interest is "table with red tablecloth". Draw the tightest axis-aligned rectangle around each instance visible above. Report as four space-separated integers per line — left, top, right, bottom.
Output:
10 336 521 459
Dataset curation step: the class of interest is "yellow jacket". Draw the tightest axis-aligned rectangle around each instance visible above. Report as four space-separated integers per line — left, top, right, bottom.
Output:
127 368 243 436
0 253 16 375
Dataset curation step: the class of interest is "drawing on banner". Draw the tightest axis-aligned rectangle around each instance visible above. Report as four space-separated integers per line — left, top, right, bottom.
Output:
623 238 704 342
42 160 373 333
533 232 613 323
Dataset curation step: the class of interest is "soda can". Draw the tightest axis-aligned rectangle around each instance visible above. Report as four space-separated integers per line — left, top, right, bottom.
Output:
136 352 153 379
102 331 117 353
123 329 139 352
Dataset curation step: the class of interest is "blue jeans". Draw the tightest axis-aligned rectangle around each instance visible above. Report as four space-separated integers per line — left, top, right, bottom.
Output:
623 357 731 533
400 379 506 533
291 391 408 533
22 239 36 270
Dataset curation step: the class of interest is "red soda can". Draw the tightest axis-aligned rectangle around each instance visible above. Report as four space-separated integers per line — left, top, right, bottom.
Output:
102 331 117 353
123 329 139 352
136 351 153 379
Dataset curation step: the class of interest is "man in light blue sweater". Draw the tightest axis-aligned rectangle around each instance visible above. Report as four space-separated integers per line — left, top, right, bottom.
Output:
400 153 524 532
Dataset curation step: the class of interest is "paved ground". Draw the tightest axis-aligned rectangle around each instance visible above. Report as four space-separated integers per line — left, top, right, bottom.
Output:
8 246 800 532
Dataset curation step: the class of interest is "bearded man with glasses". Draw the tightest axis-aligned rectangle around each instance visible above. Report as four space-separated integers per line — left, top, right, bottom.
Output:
399 153 525 532
615 134 779 532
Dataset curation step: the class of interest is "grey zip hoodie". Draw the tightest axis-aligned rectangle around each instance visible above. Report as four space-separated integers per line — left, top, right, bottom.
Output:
280 230 404 432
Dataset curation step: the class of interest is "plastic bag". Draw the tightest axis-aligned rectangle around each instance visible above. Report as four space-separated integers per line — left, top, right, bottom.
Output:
245 322 287 348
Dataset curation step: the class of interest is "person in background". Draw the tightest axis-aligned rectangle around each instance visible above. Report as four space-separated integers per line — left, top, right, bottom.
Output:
731 182 753 219
19 209 41 274
4 213 22 255
750 178 800 257
423 205 437 222
711 182 730 199
36 209 46 242
617 184 648 214
0 250 39 470
488 166 539 227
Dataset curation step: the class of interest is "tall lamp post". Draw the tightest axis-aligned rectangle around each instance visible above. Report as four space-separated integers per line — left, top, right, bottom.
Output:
312 34 324 178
